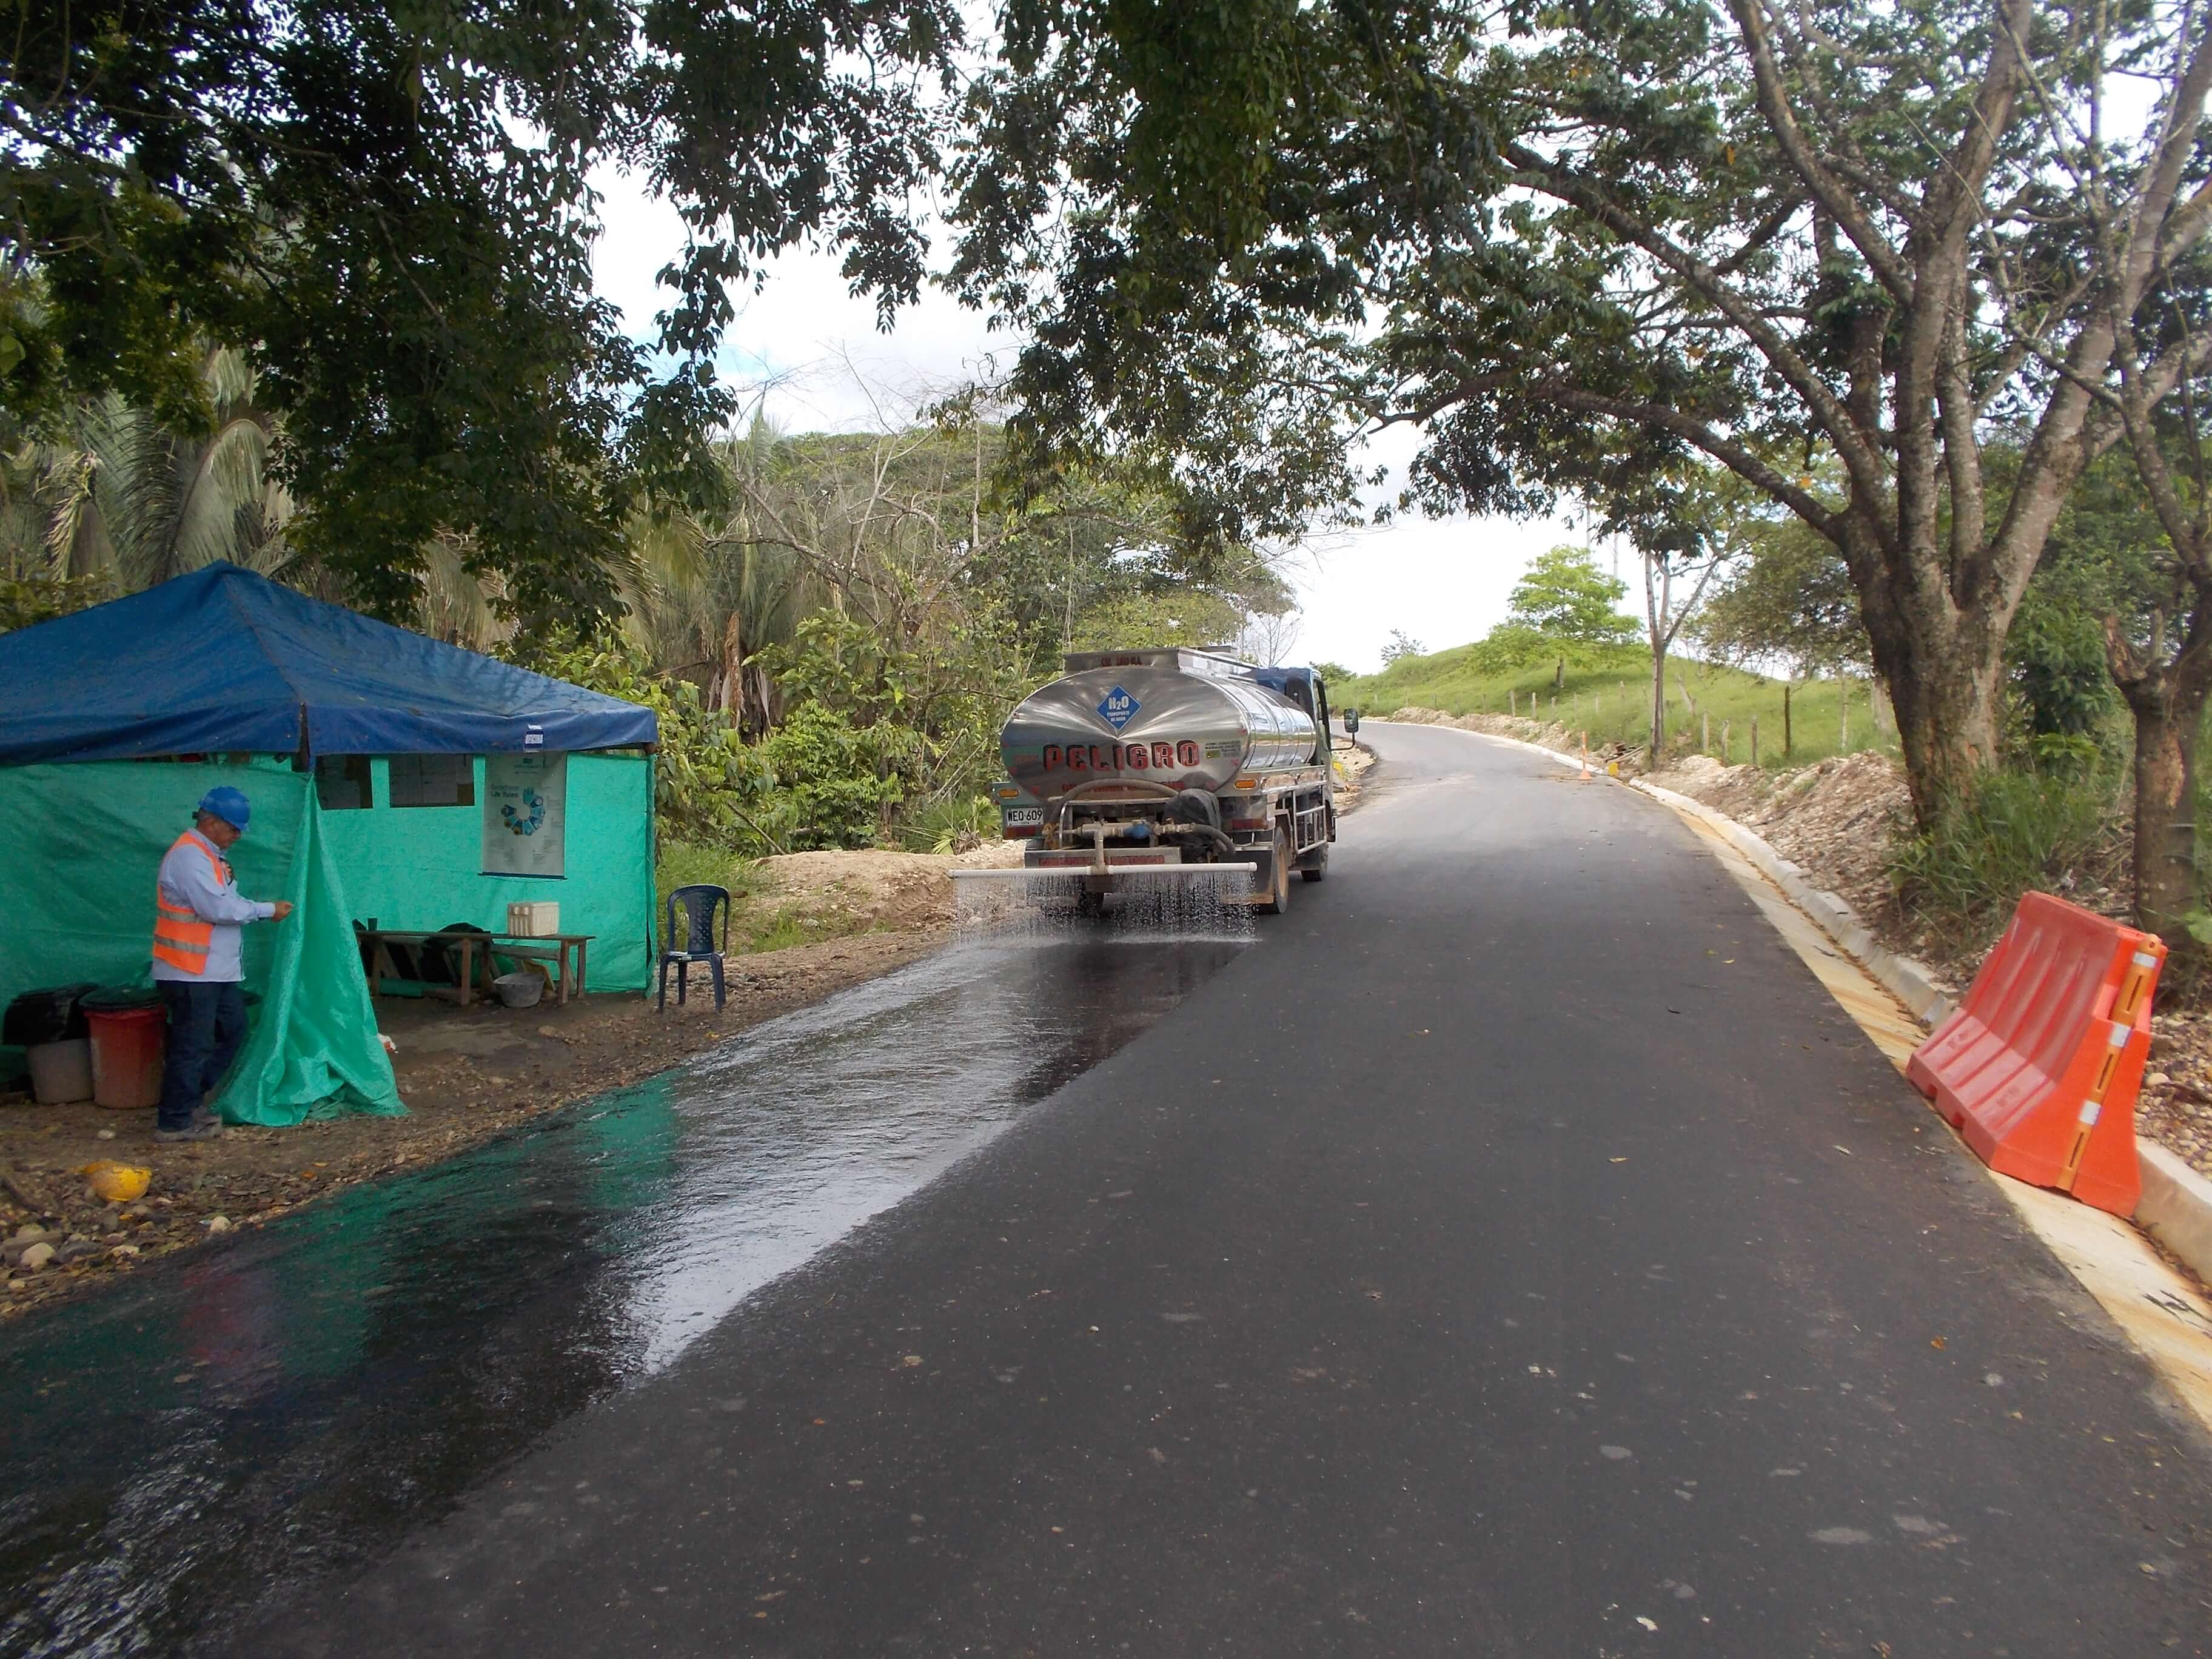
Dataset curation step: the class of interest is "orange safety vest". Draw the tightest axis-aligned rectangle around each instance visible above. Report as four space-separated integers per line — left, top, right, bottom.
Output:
152 833 229 976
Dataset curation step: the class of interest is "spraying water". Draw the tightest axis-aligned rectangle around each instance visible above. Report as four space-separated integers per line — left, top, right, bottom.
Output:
950 865 1256 942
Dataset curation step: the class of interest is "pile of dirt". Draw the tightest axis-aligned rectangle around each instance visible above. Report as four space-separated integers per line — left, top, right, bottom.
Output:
748 843 1025 937
1650 751 1914 928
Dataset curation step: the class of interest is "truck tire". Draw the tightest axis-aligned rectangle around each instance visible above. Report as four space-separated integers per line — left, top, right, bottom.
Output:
1259 826 1292 914
1300 842 1329 882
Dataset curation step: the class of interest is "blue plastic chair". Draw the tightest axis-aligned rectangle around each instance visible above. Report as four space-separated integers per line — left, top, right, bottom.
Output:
659 885 731 1011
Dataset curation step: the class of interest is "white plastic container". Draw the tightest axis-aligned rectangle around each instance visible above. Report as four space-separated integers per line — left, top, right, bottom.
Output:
506 900 560 936
27 1038 93 1104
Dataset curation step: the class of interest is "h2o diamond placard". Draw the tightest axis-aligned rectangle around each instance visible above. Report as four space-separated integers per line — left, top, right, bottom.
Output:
1097 685 1140 730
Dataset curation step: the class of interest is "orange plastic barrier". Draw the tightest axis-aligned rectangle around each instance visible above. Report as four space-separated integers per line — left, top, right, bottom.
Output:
1906 891 2165 1217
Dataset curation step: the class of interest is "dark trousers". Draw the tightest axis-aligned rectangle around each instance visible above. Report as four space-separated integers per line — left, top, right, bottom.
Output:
158 981 248 1131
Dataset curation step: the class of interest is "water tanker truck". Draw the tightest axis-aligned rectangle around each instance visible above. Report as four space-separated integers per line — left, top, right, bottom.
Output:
971 647 1340 916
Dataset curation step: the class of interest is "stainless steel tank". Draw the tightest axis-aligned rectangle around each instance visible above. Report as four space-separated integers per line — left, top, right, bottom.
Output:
1000 652 1319 800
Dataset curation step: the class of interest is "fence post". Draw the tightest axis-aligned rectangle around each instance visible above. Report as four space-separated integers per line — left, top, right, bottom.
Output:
1721 719 1731 763
1751 715 1759 766
1784 682 1793 756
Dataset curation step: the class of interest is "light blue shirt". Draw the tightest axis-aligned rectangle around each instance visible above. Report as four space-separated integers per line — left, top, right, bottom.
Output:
150 828 274 984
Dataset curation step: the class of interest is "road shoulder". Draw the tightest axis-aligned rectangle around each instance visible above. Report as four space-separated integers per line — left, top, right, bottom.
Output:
1372 717 2212 1444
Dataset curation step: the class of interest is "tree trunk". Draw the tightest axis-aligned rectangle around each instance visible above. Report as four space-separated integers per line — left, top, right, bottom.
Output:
2108 609 2212 948
1872 643 2004 822
1650 651 1666 763
1644 553 1669 763
2125 692 2205 943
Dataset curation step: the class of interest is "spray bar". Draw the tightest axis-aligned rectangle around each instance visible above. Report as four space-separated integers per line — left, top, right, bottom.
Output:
948 863 1259 880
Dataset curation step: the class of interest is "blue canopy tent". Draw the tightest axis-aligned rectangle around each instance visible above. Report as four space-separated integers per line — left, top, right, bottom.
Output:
0 561 654 763
0 565 659 1124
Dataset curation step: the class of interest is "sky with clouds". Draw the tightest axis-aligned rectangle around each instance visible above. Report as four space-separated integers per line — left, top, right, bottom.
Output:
591 173 1581 675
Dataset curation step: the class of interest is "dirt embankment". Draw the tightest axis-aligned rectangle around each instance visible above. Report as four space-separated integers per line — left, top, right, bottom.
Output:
1382 706 2212 1182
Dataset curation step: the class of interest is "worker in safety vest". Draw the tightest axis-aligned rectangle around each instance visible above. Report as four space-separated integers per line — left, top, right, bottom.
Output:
150 787 293 1142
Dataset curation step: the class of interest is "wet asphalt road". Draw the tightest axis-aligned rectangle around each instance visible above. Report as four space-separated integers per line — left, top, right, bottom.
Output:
242 722 2212 1656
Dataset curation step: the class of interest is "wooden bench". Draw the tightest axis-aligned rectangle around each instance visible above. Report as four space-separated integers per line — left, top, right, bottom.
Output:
362 930 592 1008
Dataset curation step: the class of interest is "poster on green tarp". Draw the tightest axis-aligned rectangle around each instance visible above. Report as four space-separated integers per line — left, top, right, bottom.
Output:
0 760 403 1124
482 751 566 877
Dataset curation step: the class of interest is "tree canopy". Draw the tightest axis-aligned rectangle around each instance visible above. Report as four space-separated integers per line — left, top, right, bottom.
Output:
1507 547 1638 646
951 0 2212 822
1 0 959 628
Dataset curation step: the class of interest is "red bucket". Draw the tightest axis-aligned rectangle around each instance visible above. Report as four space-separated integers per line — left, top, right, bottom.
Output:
87 1004 166 1111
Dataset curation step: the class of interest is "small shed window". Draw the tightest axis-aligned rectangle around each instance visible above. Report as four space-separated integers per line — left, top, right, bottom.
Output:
386 754 475 808
311 754 374 811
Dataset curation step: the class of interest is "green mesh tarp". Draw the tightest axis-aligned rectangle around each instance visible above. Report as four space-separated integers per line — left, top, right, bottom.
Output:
318 752 655 992
0 760 402 1123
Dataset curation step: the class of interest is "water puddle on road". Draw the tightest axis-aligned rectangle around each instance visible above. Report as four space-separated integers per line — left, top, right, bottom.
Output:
0 936 1244 1657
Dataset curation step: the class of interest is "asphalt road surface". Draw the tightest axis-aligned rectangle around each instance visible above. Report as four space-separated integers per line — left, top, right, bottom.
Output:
252 721 2212 1657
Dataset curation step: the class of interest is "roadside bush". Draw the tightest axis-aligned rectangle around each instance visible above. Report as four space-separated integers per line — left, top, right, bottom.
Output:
1888 764 2123 937
762 703 909 850
0 572 112 634
504 630 780 853
899 793 998 853
2006 598 2119 739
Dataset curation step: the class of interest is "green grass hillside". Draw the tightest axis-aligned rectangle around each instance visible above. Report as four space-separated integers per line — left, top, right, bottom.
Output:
1335 640 1899 770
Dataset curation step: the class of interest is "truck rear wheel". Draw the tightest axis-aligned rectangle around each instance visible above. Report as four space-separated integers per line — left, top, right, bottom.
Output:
1300 842 1329 882
1259 826 1292 914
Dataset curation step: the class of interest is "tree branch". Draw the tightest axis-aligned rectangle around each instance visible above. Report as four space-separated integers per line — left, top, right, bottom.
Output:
1726 0 1915 303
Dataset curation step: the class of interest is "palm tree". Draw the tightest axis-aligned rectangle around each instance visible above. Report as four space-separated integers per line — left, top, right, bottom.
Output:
623 419 828 734
2 348 297 588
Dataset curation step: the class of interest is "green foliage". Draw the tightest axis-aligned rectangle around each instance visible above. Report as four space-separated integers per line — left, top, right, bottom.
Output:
1070 588 1244 651
761 704 910 851
754 604 1030 809
1505 549 1638 646
2 349 290 594
1309 661 1353 685
1693 518 1869 679
1456 623 1595 675
1379 629 1426 666
1340 635 1891 769
2 0 959 632
900 794 1000 853
1889 767 2123 940
655 841 757 914
0 571 110 633
2006 598 2119 740
504 631 777 852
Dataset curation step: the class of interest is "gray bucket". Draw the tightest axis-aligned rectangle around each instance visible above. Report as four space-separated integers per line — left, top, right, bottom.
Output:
27 1037 93 1104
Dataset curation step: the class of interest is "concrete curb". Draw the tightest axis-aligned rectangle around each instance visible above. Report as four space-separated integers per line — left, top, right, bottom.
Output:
2142 1144 2212 1284
1370 717 2212 1287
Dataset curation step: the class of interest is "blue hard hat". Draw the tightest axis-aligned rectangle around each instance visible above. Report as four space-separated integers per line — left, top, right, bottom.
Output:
197 786 252 830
